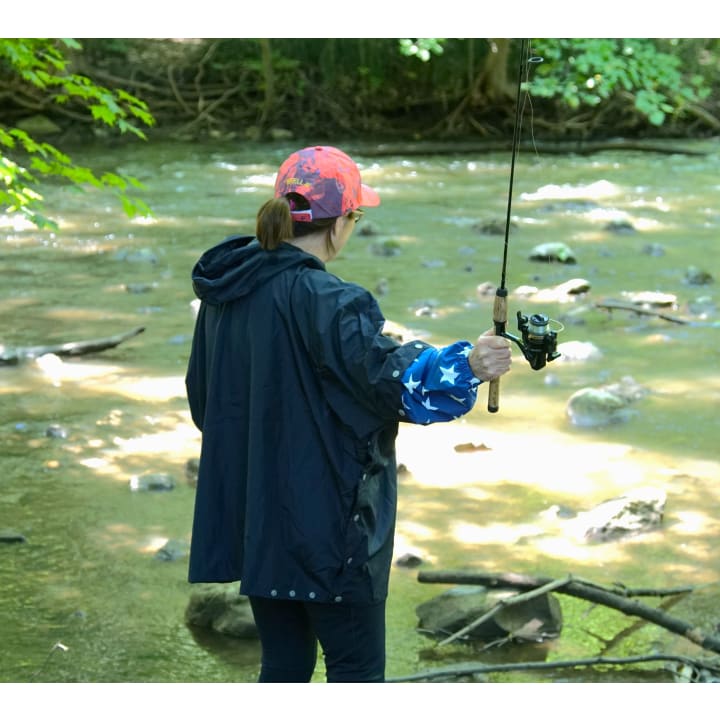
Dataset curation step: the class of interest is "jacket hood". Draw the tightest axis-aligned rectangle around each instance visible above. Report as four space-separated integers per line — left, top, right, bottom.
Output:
191 235 325 305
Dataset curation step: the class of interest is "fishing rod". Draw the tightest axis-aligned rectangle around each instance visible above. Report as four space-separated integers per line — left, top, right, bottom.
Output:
487 39 561 413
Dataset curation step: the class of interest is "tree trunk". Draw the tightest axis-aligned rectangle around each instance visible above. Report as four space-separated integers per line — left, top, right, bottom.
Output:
473 39 514 103
257 38 274 134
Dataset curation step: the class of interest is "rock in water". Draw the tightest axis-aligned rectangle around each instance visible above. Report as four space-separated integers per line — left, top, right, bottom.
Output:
129 473 176 492
581 487 667 542
416 586 562 641
185 586 258 639
566 387 634 427
529 242 577 264
566 377 649 427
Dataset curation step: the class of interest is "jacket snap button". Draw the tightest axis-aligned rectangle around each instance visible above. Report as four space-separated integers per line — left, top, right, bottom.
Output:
334 596 343 603
392 370 400 377
289 590 296 597
353 514 360 522
308 592 316 599
270 589 277 597
346 557 353 564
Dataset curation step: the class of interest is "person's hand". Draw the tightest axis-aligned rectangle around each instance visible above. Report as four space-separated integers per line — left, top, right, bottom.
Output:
468 329 512 382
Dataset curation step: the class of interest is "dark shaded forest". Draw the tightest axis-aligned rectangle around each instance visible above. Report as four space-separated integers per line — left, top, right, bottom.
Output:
3 38 719 147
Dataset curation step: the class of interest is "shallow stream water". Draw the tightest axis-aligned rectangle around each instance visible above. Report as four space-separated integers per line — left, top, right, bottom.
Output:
1 137 718 683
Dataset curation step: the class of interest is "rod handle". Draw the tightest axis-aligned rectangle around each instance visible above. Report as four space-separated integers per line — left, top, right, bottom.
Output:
487 289 508 413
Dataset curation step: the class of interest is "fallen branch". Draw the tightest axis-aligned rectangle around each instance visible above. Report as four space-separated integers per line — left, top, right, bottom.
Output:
594 300 689 324
387 652 720 683
418 570 720 654
0 326 145 366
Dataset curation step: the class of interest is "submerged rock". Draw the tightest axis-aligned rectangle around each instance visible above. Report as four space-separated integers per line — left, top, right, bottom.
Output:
45 424 68 439
688 296 717 317
154 539 190 562
129 473 176 492
370 239 402 257
641 243 666 257
395 551 424 568
685 266 714 286
472 219 515 235
0 529 27 544
185 458 200 487
604 219 637 234
113 248 160 265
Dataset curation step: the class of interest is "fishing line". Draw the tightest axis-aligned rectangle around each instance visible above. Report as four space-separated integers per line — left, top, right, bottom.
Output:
500 39 543 291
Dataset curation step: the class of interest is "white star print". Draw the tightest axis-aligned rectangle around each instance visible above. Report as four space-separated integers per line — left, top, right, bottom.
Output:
404 374 422 393
439 364 459 385
421 397 438 411
459 345 472 357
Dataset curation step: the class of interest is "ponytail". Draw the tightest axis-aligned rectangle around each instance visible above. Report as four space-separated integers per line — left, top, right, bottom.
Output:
256 197 293 250
256 192 339 254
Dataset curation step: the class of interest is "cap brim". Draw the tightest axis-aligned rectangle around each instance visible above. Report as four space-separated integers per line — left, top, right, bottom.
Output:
359 183 381 208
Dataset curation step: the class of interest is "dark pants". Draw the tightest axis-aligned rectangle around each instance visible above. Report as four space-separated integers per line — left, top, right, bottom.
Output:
248 595 386 682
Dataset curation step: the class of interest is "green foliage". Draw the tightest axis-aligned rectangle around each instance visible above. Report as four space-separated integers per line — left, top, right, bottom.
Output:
529 38 711 126
0 38 154 229
398 39 445 63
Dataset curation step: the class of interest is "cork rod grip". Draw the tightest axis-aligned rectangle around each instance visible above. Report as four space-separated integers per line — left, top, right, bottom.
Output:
487 289 508 413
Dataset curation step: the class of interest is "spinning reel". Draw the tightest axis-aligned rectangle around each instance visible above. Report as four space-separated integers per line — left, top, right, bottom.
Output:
500 310 562 371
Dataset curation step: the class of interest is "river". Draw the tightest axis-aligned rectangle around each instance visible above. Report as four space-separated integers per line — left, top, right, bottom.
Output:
1 137 718 684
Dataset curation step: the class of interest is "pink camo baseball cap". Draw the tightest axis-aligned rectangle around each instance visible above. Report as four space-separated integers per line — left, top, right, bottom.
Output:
274 145 380 222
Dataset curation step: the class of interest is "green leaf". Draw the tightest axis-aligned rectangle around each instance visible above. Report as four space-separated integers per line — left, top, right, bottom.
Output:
649 109 665 125
90 104 117 126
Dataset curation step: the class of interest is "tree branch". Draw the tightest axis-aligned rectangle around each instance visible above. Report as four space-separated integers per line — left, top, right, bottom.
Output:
387 652 720 683
0 326 145 366
595 299 690 324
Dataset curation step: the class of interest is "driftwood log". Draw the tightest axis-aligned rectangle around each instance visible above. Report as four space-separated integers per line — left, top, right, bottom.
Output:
418 570 720 654
0 326 145 366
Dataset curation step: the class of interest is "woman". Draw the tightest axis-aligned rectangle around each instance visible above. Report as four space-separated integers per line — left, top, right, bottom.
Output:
185 145 511 682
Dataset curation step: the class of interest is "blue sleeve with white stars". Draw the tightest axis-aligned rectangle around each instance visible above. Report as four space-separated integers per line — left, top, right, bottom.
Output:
400 341 481 424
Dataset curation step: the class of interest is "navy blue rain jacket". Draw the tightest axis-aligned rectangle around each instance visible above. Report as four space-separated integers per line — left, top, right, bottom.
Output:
185 235 429 605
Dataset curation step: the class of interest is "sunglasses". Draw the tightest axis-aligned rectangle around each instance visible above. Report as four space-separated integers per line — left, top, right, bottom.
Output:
348 209 364 224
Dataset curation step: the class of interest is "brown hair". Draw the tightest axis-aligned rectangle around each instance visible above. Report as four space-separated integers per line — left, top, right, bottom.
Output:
256 193 338 254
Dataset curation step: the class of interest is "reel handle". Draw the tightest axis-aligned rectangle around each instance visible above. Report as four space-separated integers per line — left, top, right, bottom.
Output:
487 288 508 413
